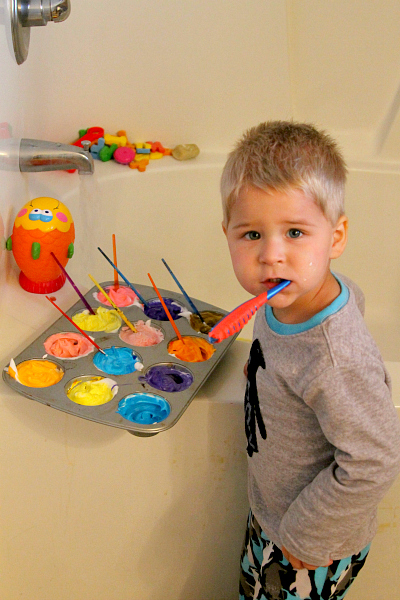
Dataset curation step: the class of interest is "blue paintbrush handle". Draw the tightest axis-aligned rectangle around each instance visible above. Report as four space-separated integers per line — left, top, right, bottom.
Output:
161 258 204 320
97 247 148 306
266 279 291 299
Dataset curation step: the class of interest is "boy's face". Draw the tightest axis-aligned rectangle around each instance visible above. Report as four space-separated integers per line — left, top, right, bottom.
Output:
223 186 348 324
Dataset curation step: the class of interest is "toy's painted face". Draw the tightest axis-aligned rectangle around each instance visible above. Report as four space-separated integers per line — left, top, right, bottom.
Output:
14 197 73 233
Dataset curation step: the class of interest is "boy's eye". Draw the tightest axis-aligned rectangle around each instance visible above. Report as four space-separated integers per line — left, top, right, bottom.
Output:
288 229 302 239
244 231 261 241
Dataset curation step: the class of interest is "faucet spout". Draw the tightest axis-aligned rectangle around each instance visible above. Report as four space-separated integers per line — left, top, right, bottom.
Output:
19 138 94 174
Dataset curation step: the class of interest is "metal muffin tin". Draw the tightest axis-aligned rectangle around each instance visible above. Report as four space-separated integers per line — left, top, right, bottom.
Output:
3 282 238 436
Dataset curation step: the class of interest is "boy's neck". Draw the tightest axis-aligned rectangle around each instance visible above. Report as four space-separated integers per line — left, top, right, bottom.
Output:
272 271 341 325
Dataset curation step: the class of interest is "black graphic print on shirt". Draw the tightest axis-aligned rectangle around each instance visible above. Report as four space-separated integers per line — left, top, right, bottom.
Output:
244 339 266 457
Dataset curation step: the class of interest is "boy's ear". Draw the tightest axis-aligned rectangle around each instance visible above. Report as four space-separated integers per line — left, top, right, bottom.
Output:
222 221 227 236
330 215 348 259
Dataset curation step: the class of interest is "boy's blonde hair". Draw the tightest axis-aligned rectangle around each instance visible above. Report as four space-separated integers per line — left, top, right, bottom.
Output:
221 121 347 226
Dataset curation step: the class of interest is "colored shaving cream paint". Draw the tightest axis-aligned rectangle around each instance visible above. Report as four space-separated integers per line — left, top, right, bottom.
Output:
119 320 164 347
94 285 138 307
72 306 122 332
143 298 185 321
168 336 215 362
8 359 63 387
189 311 224 334
66 377 117 406
117 393 171 424
44 332 94 359
93 346 143 375
139 363 193 392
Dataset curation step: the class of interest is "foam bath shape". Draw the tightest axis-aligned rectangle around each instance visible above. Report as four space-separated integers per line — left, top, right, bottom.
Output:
171 144 200 160
6 197 75 294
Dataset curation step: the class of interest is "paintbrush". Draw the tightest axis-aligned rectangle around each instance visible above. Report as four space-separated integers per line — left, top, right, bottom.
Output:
51 252 95 315
88 274 137 332
46 295 106 355
147 273 184 342
208 280 291 343
97 246 148 307
161 258 207 325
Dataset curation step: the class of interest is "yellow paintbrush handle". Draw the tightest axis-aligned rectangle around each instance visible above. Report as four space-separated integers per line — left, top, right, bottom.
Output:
88 274 137 332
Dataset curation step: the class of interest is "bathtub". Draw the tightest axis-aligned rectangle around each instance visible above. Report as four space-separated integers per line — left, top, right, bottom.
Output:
0 155 399 600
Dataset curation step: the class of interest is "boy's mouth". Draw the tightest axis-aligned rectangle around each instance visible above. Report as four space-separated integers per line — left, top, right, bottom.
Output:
263 277 286 290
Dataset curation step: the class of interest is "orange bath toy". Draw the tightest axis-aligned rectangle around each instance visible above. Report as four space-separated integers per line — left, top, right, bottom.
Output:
6 197 75 294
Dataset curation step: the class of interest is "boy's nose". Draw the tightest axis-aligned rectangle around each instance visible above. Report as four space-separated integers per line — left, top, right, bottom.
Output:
259 238 284 265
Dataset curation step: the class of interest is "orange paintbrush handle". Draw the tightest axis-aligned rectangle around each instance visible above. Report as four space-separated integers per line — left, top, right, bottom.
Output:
147 273 183 342
112 234 119 290
208 280 290 343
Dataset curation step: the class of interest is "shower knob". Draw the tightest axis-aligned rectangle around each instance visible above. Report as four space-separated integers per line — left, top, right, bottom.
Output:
20 0 71 27
10 0 71 64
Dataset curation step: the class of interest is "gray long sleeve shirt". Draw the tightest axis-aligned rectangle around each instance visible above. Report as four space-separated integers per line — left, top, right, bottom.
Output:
248 274 400 566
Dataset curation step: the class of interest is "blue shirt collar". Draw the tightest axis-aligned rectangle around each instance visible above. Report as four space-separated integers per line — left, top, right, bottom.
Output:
265 275 349 335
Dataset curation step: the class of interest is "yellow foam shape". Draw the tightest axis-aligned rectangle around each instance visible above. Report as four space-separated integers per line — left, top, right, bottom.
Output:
104 134 127 147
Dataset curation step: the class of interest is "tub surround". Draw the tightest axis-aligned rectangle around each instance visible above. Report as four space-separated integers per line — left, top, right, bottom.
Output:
1 157 400 600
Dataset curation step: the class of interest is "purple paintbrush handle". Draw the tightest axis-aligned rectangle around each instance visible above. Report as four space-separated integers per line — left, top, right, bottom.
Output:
50 252 95 315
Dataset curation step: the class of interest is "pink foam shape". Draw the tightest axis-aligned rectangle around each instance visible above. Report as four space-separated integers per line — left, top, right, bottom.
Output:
114 146 135 165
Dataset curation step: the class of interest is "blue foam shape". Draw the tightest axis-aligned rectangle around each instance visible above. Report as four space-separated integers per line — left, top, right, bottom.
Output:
90 137 105 160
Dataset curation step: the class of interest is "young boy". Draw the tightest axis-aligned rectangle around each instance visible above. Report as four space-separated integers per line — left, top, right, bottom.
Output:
220 121 400 600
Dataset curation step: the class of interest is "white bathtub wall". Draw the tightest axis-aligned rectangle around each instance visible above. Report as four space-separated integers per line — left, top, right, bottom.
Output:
1 2 400 599
287 0 400 160
23 0 292 150
335 168 400 361
19 0 400 162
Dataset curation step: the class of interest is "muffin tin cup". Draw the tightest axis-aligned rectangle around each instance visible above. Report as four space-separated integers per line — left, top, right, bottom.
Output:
93 286 139 308
44 331 95 360
71 307 123 333
167 335 215 363
141 297 186 321
8 358 65 388
139 362 194 393
65 375 118 406
92 346 143 375
118 321 165 347
117 392 171 425
3 281 239 435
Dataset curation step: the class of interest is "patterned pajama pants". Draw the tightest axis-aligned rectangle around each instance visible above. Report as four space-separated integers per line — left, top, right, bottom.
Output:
240 511 370 600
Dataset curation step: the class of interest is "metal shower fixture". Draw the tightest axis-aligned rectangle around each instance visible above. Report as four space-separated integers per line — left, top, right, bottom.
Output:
10 0 71 65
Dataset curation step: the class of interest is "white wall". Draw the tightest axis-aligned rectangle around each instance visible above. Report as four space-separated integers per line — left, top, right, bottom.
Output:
23 1 292 150
20 0 400 161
